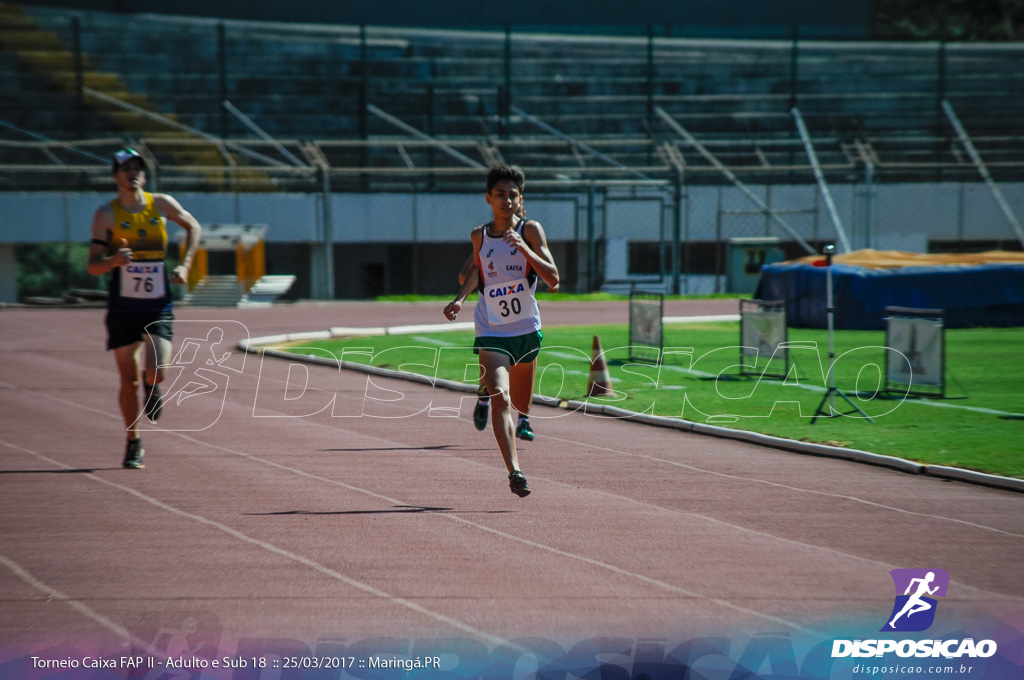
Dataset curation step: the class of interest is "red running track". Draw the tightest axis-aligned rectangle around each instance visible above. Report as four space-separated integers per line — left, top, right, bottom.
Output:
1 301 1022 665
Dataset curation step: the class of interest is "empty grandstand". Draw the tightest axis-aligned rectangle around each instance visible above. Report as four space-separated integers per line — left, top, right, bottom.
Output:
2 2 1023 300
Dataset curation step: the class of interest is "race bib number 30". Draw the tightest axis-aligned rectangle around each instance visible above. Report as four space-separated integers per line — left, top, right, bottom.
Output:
121 262 166 299
483 277 534 325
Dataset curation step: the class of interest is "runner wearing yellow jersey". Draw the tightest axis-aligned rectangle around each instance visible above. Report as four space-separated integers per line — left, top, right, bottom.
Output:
87 148 201 469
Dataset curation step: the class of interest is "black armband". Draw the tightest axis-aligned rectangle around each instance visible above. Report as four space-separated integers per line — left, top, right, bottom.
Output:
90 238 108 246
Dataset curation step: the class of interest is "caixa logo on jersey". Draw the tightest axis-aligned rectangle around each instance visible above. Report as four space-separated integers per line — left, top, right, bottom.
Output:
831 568 998 660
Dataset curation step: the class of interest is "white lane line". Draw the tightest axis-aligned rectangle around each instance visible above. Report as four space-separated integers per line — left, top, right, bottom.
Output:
19 390 824 636
0 435 511 648
0 550 200 660
148 440 823 639
28 378 1024 544
17 383 1024 555
24 387 1024 615
141 419 1024 611
0 551 151 651
539 432 1024 541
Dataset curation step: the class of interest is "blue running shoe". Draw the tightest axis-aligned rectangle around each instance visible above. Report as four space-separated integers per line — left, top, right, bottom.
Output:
515 417 534 441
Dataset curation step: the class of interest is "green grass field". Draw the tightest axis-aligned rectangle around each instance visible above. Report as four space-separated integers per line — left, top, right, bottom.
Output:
284 323 1024 479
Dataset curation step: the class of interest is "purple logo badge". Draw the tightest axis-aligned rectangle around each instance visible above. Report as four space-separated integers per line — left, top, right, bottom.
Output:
881 568 949 632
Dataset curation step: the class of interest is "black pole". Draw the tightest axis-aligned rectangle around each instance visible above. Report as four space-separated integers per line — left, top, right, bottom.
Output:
682 171 691 295
587 183 596 292
359 24 368 140
811 244 875 423
789 27 799 110
502 24 512 138
497 86 506 138
427 82 435 136
936 41 947 134
671 168 682 295
72 16 83 139
218 22 227 139
427 83 435 189
646 24 654 138
359 24 368 182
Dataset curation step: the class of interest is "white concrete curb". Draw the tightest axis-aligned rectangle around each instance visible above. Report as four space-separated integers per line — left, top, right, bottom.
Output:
239 323 1023 495
663 314 740 323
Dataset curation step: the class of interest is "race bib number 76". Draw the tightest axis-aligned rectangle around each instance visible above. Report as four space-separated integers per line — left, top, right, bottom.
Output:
121 261 166 299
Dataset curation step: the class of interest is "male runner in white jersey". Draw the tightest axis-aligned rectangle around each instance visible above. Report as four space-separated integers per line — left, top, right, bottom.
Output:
454 199 558 435
444 165 559 497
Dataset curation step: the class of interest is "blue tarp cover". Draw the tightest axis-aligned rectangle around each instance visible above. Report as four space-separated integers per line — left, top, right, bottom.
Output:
756 262 1024 329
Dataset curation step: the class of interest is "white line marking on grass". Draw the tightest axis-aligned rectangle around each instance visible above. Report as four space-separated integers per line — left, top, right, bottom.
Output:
410 335 456 346
649 363 1024 418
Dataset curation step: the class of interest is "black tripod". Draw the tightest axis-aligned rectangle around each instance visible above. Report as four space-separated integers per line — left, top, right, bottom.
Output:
811 245 874 424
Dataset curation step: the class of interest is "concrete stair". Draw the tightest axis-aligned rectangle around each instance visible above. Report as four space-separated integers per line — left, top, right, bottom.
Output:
181 275 246 307
239 275 297 307
183 274 296 307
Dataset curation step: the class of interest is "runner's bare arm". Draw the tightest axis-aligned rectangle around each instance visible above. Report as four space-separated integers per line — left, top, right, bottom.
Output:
86 205 131 276
154 194 202 284
444 229 484 320
511 220 559 290
457 254 476 286
461 262 480 292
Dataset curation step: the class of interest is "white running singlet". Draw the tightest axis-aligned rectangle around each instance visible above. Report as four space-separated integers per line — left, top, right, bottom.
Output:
473 219 541 338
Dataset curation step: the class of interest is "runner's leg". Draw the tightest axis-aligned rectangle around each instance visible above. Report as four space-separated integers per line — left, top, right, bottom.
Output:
509 359 536 416
143 333 173 387
113 342 144 437
479 349 520 473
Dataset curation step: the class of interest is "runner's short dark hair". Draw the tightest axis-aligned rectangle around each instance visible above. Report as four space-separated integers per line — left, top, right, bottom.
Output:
486 165 525 193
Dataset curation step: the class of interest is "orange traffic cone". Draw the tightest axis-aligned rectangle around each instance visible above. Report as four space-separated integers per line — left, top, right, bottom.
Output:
587 335 614 397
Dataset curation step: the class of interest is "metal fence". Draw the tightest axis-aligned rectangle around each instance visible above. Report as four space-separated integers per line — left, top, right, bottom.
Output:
3 7 1024 297
2 130 1023 299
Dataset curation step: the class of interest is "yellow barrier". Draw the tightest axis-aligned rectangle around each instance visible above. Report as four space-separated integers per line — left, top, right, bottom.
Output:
188 248 208 291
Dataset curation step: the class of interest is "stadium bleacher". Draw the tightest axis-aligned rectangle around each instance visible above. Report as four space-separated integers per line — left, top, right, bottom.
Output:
3 3 1023 160
2 3 1023 300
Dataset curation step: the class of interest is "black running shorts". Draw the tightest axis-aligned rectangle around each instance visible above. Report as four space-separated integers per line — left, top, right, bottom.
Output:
106 307 174 350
